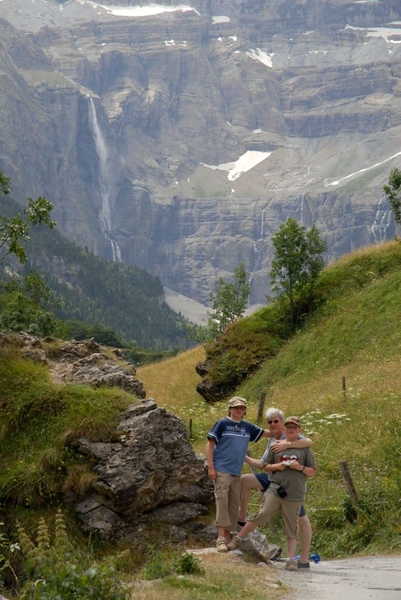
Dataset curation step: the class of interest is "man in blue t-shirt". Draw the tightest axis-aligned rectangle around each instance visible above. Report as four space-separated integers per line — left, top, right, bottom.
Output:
206 396 270 552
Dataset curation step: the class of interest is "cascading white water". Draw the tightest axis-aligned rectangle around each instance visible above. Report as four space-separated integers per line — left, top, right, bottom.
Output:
88 97 121 262
370 196 392 243
249 206 268 296
260 207 266 239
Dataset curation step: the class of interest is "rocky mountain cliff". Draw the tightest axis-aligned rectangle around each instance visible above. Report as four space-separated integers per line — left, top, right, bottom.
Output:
0 0 401 308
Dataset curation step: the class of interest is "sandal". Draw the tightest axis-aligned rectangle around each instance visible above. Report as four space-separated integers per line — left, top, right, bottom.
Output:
216 537 228 553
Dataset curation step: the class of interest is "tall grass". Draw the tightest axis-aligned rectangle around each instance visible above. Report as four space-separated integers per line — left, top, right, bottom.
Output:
137 346 222 445
0 346 134 506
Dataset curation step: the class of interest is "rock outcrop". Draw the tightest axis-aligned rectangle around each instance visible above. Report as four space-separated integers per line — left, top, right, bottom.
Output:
4 332 214 545
9 332 146 397
1 0 401 306
75 398 214 543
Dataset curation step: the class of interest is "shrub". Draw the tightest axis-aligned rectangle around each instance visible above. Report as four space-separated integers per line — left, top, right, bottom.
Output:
174 552 205 575
17 512 128 600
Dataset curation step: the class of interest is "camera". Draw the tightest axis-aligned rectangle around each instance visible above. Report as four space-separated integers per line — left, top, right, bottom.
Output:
277 485 287 498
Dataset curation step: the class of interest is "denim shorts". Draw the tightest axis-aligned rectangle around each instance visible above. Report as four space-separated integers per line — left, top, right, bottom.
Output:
255 473 306 517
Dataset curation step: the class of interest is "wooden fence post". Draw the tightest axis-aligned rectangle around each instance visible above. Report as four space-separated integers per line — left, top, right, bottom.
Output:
339 460 358 506
257 392 266 425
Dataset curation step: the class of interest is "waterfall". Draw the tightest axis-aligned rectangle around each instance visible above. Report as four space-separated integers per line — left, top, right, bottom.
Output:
88 97 121 262
248 241 261 290
260 207 266 239
299 193 305 225
370 196 392 243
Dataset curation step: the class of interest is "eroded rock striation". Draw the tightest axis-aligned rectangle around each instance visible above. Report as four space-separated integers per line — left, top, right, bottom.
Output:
1 0 401 306
75 399 214 543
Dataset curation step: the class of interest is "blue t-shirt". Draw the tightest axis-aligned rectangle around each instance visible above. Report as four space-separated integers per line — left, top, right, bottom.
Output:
207 417 264 476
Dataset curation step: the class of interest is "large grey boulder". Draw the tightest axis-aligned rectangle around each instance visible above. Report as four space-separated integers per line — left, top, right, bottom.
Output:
74 399 214 542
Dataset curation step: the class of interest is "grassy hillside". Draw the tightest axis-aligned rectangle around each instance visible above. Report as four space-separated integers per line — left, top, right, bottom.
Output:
197 240 401 396
1 241 401 598
141 240 401 558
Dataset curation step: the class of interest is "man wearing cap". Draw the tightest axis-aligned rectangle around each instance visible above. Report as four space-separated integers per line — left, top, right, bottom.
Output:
206 396 270 553
227 416 316 570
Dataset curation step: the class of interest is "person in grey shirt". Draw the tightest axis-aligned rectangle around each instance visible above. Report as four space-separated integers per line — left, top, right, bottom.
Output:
238 407 313 561
228 416 316 571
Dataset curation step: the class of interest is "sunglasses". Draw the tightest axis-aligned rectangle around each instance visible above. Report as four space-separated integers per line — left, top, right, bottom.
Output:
267 419 280 424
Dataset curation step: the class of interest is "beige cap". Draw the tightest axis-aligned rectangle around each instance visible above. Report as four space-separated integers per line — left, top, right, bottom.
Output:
228 397 247 409
284 416 301 427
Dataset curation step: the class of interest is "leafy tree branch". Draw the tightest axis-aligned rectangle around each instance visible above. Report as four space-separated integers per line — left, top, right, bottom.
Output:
0 171 56 265
383 167 401 231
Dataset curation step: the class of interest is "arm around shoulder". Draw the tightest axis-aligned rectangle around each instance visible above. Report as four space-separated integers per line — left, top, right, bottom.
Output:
292 436 313 448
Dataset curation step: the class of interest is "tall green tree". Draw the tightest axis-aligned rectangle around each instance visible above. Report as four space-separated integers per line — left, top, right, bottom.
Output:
197 262 251 341
0 171 55 264
0 271 67 337
383 167 401 231
0 172 61 336
269 218 326 328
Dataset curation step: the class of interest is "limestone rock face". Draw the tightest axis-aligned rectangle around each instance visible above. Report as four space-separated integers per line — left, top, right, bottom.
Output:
75 399 214 541
1 0 401 305
7 332 146 397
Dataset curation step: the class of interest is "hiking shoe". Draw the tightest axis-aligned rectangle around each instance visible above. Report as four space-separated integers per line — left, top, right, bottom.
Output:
227 535 242 551
297 561 310 569
216 537 228 553
285 558 298 571
268 546 282 561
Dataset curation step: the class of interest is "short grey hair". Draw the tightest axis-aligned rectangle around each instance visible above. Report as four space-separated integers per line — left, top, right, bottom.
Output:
264 407 285 422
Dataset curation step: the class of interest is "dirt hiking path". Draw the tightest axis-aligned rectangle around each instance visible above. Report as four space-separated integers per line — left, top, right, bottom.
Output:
275 555 401 600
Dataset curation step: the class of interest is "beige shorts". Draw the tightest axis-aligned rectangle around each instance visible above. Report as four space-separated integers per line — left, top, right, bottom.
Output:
249 492 301 539
214 471 241 531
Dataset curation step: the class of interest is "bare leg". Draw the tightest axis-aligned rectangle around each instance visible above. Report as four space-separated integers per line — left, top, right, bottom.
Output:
298 514 312 562
287 537 297 558
238 474 263 523
236 519 258 540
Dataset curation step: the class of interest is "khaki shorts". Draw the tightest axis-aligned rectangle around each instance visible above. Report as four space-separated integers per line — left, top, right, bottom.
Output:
214 471 241 531
249 492 301 539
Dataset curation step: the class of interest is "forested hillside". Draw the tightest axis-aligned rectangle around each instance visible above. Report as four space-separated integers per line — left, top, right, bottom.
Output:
0 193 191 350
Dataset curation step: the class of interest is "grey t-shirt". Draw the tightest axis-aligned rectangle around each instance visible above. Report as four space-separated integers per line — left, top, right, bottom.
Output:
260 433 305 466
262 446 316 502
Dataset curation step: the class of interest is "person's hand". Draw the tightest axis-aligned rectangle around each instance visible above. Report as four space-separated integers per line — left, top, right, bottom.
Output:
288 461 302 470
208 466 217 480
274 461 287 471
271 440 290 453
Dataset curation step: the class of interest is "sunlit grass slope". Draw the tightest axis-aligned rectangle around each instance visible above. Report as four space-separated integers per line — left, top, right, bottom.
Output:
137 345 223 443
235 242 401 556
138 241 401 557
